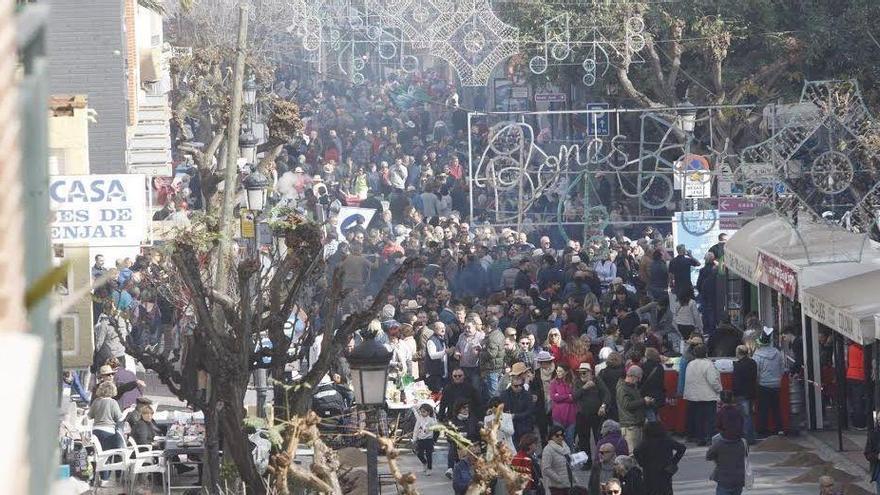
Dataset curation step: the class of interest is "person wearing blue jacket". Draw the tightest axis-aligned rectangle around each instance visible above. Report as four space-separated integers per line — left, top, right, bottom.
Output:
753 328 785 436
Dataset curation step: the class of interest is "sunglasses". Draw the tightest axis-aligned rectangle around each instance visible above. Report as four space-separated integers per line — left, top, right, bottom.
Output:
452 374 464 378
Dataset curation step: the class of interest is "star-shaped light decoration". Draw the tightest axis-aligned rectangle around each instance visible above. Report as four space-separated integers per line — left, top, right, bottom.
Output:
738 80 880 239
430 0 519 86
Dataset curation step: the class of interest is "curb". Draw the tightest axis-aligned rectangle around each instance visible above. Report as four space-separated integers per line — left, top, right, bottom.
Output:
799 431 872 491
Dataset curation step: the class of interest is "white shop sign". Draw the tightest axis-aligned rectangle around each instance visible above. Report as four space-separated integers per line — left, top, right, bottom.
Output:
50 174 149 246
803 292 864 344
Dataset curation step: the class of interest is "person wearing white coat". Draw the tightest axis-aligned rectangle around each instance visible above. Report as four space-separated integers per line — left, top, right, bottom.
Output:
541 425 573 494
683 344 722 445
483 397 515 459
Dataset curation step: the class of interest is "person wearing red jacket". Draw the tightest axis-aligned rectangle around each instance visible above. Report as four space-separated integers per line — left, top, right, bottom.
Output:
846 341 867 429
512 433 542 495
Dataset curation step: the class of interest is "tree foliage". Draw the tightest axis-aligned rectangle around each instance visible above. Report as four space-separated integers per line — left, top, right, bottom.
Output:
499 0 880 146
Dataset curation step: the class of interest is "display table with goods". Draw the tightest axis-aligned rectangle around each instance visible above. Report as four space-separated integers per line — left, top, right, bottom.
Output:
385 378 439 439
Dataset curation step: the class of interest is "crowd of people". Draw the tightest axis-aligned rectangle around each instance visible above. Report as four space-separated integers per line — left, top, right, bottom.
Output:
76 70 846 495
246 73 815 495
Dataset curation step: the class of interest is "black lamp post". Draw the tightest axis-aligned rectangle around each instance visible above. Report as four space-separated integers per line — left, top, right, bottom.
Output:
242 169 270 213
347 333 392 495
243 74 257 107
243 168 270 417
239 129 259 167
677 96 697 134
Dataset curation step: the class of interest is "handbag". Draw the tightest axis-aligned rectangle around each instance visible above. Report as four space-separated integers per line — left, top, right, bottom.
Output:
742 438 754 489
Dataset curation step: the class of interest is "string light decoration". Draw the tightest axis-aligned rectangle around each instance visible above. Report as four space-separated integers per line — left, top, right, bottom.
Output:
528 11 647 86
738 80 880 236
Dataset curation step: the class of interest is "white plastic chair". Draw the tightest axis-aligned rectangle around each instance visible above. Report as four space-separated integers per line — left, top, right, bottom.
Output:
127 436 154 455
92 437 129 488
128 450 166 493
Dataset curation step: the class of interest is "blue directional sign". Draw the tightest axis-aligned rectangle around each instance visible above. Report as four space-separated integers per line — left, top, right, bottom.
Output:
584 103 610 136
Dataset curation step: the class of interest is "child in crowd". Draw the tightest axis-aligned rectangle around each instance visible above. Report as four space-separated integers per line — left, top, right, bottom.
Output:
413 403 438 475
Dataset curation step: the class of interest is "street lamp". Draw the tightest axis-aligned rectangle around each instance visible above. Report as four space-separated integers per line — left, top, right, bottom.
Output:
243 74 257 107
239 128 258 166
347 332 392 495
242 169 270 213
677 96 697 134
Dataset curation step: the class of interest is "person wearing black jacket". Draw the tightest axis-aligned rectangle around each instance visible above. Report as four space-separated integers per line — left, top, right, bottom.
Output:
614 455 647 495
573 363 603 463
597 352 626 421
639 348 666 422
529 360 551 444
438 368 480 422
863 416 880 495
633 422 685 495
446 400 479 477
501 366 536 446
732 345 758 445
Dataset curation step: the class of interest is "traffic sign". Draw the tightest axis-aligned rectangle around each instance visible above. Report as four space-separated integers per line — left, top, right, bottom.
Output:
719 197 760 213
585 103 609 136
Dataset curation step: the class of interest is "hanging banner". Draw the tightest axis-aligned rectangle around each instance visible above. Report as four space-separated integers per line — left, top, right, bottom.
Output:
337 207 376 239
49 174 149 247
755 251 798 300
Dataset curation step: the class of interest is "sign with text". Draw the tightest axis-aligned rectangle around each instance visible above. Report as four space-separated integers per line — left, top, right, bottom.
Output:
50 174 148 246
803 291 865 344
535 92 566 103
755 251 798 300
585 103 610 136
719 196 761 230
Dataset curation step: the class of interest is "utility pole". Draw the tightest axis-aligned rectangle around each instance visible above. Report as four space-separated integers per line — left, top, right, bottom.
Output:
216 3 249 292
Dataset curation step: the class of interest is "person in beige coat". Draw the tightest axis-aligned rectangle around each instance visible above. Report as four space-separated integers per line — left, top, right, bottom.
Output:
541 425 573 495
683 344 722 445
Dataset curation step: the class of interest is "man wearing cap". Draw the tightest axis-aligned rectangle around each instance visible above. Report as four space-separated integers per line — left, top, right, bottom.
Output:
753 328 785 436
574 362 603 458
617 365 653 451
501 362 536 445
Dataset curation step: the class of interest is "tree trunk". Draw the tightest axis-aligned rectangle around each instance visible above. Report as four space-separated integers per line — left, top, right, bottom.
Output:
218 386 265 494
202 398 223 493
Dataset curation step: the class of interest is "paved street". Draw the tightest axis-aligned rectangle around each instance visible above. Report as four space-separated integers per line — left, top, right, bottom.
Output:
399 434 874 495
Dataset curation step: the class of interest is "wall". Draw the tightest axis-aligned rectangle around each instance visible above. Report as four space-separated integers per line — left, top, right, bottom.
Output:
49 97 96 369
47 0 128 174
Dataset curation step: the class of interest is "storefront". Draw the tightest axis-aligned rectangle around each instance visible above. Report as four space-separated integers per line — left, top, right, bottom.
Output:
725 213 880 430
802 270 880 432
723 215 790 328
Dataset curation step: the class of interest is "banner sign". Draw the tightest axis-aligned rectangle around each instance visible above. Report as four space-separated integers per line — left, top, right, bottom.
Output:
337 207 376 239
672 209 722 287
803 291 865 344
755 251 798 300
50 174 148 246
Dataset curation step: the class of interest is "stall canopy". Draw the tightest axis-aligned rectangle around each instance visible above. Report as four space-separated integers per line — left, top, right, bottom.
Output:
726 213 880 290
802 270 880 344
725 214 793 284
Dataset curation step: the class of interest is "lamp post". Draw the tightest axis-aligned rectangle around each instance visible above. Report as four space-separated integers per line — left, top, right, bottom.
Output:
239 129 259 167
243 74 257 107
243 169 270 417
347 332 392 495
677 96 697 134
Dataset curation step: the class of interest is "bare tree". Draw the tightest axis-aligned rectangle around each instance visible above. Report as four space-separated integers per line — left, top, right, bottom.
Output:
110 214 420 494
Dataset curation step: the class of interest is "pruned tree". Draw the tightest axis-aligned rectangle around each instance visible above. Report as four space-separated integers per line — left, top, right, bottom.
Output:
107 213 421 494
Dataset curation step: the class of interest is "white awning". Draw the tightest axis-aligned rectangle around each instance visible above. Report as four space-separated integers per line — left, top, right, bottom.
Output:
726 213 880 291
802 270 880 344
724 214 791 283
